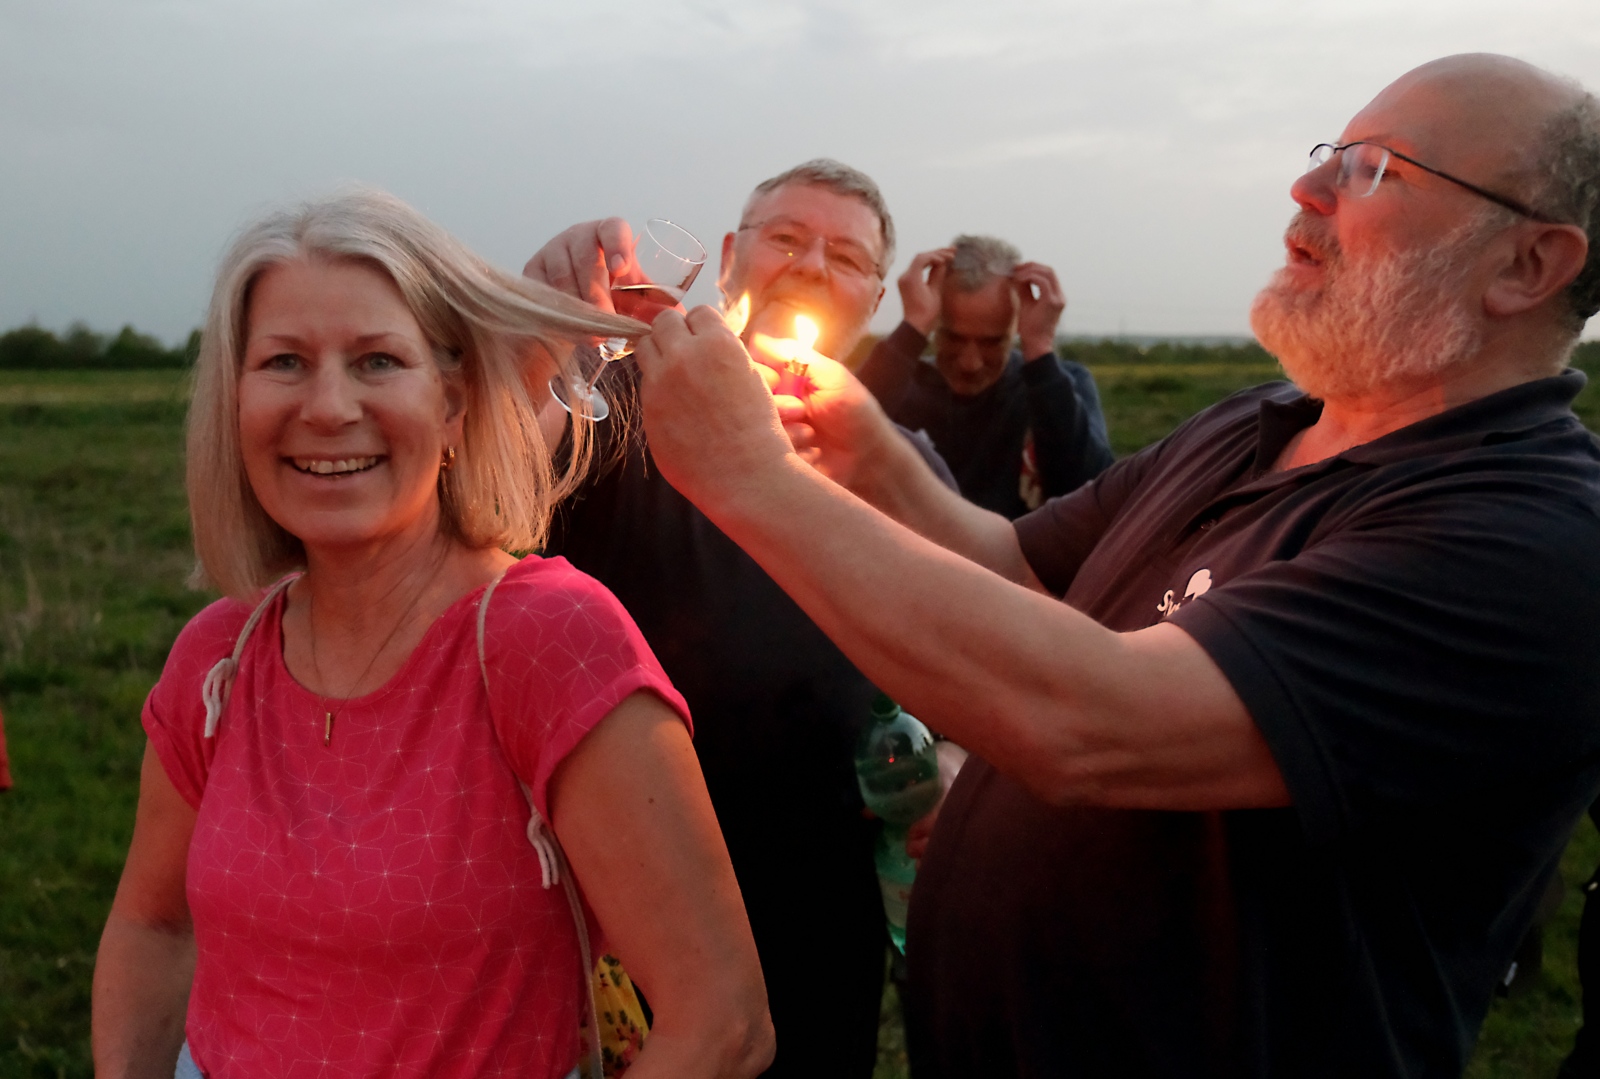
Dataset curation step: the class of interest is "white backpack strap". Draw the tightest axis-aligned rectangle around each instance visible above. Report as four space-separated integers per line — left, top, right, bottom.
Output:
202 574 300 739
477 569 604 1079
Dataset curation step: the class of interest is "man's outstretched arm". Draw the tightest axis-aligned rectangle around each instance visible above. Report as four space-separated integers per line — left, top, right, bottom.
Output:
635 308 1289 812
757 330 1042 589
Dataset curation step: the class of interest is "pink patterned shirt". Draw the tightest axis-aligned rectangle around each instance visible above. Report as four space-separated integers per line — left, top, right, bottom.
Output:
143 556 689 1078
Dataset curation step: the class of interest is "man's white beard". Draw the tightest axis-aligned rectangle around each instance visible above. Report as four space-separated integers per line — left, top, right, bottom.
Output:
1250 212 1498 402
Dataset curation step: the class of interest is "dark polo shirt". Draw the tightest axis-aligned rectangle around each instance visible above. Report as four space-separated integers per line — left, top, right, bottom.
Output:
905 372 1600 1078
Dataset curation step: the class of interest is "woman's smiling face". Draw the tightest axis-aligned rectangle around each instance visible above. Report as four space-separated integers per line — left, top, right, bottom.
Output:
238 257 464 556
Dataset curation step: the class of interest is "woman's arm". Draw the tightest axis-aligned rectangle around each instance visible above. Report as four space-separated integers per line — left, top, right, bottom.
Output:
92 743 198 1079
549 692 774 1079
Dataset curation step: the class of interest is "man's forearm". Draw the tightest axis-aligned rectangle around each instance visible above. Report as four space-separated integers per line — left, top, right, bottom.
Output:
701 452 1092 788
635 308 1285 812
92 914 195 1079
850 416 1041 587
695 451 1284 811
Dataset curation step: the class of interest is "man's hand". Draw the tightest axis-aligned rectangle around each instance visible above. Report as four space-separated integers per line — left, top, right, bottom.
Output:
523 218 632 311
749 340 899 494
1013 262 1066 359
523 218 683 323
897 248 954 337
632 307 794 513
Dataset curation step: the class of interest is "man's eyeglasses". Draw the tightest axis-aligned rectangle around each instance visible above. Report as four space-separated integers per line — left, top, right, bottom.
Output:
1307 141 1555 223
738 218 884 280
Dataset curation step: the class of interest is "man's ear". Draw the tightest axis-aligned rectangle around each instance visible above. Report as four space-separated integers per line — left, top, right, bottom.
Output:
871 283 885 317
1484 222 1589 319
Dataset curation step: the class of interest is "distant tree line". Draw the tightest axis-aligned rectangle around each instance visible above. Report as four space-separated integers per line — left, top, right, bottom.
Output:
1053 337 1598 369
0 323 199 369
1058 338 1276 366
3 320 1596 371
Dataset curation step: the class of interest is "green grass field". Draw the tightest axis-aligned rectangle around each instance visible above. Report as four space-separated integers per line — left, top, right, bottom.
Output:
1 351 1597 1079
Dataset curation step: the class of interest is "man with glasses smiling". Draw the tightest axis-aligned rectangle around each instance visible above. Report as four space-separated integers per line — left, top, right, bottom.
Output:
625 55 1600 1077
525 160 952 1078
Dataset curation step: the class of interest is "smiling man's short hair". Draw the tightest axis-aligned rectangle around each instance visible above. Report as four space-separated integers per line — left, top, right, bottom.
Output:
743 158 896 275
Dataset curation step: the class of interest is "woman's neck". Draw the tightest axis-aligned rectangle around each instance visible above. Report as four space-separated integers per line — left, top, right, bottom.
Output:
284 525 515 699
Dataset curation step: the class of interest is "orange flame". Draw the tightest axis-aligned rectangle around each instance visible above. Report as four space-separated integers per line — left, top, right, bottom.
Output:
794 314 819 352
749 311 826 401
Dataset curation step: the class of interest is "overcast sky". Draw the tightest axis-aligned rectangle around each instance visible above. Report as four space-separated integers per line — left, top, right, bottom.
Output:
4 0 1599 344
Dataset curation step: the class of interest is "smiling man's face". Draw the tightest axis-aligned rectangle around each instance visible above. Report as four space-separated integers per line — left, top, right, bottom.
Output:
718 181 886 360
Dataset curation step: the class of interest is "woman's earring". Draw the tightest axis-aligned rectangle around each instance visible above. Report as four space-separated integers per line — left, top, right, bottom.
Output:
441 446 456 471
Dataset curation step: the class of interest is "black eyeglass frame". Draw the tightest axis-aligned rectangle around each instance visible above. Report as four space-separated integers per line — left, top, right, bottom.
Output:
1309 141 1557 224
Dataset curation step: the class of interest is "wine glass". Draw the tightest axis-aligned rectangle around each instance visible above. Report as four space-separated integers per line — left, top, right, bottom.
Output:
550 218 707 421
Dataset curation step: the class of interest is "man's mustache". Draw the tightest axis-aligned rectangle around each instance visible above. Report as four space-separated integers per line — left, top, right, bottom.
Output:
1284 212 1340 266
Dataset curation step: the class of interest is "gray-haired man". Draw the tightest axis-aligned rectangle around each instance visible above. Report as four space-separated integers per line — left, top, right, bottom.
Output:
527 160 943 1079
858 236 1114 518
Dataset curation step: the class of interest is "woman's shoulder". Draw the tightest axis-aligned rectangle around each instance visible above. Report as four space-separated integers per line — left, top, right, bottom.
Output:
143 587 287 807
489 554 636 624
499 552 611 590
478 555 689 819
149 584 293 715
480 555 661 683
164 592 274 676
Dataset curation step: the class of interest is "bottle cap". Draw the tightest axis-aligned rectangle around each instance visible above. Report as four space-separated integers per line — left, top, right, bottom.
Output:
871 692 901 722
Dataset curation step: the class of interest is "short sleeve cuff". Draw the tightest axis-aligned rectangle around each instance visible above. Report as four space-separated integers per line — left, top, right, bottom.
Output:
526 673 691 825
1013 499 1099 597
141 700 206 811
1169 596 1346 843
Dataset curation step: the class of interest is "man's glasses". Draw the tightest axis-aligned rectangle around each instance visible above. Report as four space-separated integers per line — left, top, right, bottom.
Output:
1308 141 1554 223
738 218 883 280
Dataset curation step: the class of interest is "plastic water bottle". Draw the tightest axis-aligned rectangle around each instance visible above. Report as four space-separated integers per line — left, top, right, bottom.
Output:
854 693 941 953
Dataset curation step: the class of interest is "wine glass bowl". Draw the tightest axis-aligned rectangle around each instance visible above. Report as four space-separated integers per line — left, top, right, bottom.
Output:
550 218 707 421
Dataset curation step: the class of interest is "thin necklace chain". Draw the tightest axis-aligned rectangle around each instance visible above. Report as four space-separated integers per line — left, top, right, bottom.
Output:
306 573 433 747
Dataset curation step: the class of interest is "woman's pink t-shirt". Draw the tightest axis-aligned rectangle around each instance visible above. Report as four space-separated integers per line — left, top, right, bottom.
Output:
142 556 690 1079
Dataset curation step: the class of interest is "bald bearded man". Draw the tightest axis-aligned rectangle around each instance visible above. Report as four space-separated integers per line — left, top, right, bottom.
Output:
627 55 1600 1078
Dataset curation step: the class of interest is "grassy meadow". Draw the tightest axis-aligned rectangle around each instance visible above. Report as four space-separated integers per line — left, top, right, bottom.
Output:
1 346 1598 1079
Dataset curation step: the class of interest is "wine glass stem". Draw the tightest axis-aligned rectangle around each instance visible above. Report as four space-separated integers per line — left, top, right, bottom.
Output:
582 341 629 396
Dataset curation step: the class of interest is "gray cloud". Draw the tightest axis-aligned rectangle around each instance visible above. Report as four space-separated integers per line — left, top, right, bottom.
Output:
2 0 1597 342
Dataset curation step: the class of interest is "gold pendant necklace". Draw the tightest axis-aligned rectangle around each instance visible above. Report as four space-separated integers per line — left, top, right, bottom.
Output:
307 578 431 748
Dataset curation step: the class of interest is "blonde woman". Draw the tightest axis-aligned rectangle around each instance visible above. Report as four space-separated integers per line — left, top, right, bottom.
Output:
91 190 773 1079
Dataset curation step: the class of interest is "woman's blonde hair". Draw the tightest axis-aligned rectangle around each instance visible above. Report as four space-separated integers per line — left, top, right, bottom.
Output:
187 187 647 599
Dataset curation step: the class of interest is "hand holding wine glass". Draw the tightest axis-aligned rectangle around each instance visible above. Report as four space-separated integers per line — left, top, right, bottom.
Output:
550 218 706 421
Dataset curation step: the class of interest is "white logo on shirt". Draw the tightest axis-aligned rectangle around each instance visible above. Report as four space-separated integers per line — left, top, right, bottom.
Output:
1156 568 1213 619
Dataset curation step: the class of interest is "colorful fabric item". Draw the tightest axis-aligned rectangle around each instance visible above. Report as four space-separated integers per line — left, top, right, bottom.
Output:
143 555 688 1079
583 953 648 1077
